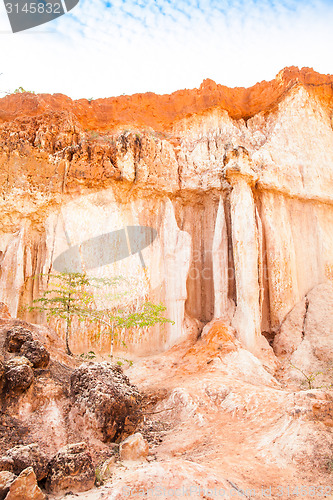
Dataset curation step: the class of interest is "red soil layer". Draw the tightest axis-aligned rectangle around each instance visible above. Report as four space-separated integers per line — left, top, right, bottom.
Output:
0 66 333 132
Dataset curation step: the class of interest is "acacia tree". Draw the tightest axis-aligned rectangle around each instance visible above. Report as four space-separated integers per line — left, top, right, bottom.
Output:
28 272 173 358
28 272 107 356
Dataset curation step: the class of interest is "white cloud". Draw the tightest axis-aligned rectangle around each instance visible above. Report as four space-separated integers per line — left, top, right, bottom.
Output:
0 0 332 99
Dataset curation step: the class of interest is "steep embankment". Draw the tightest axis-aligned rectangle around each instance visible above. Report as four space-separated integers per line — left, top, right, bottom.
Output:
1 66 333 357
1 66 333 131
1 67 333 499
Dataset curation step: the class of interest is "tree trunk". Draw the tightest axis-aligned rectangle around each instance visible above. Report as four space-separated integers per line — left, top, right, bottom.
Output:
65 319 73 356
66 296 73 356
110 324 114 361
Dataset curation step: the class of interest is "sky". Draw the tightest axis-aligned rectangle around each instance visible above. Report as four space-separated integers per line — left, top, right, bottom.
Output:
0 0 332 99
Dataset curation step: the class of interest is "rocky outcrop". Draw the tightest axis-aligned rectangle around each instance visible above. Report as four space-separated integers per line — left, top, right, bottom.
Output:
45 442 95 494
5 327 33 353
2 67 333 356
0 314 149 495
19 341 50 368
69 362 143 443
0 319 70 457
4 358 34 392
0 444 48 482
2 69 333 497
0 315 144 474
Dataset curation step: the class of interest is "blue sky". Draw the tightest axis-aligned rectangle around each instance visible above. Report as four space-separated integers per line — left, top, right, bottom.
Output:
0 0 332 99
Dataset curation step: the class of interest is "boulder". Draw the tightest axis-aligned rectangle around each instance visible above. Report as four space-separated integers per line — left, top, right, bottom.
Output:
4 357 34 392
1 444 48 481
69 362 142 442
45 442 95 494
20 341 50 369
0 471 16 500
5 327 33 353
119 433 149 461
5 467 46 500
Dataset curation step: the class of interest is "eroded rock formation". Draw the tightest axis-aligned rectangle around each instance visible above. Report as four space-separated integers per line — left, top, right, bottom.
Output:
1 66 333 358
0 315 143 462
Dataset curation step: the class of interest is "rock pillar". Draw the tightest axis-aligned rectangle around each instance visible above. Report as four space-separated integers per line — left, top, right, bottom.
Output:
226 168 261 352
212 196 232 319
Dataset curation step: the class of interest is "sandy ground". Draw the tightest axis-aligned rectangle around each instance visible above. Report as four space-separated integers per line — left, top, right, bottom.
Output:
57 326 333 500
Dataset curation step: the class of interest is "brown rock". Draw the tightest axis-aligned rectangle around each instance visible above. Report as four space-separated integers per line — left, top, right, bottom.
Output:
119 433 149 461
45 442 95 494
5 327 33 353
69 362 142 442
0 471 16 500
20 341 50 369
4 358 34 392
2 444 48 481
5 467 45 500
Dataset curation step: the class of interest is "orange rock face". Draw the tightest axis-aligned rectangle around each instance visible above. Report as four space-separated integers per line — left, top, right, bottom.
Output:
1 66 333 132
2 65 333 357
1 68 333 496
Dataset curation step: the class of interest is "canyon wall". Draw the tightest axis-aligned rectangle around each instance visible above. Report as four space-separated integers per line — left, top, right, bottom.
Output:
1 66 333 356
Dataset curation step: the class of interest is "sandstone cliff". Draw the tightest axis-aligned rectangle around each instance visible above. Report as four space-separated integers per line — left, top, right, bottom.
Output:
1 66 333 356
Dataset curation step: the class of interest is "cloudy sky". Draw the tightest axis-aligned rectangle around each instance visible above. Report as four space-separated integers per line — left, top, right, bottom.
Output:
0 0 332 99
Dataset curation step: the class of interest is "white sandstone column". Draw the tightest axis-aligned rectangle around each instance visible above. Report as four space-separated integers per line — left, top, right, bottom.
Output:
0 228 25 317
161 199 192 347
213 195 232 319
228 173 261 352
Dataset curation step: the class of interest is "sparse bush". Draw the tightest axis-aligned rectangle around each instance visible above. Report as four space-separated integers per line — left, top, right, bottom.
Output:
290 363 333 390
80 351 97 360
14 86 35 94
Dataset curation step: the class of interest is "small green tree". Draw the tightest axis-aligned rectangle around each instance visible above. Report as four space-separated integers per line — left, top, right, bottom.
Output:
28 272 173 359
28 272 105 356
